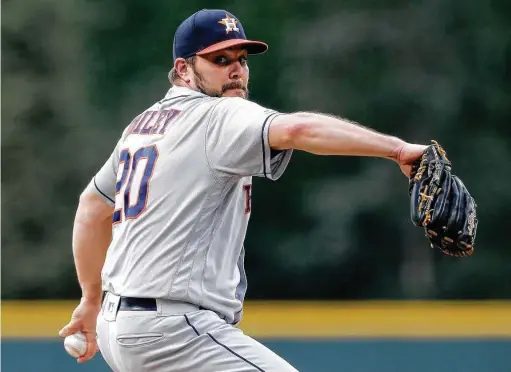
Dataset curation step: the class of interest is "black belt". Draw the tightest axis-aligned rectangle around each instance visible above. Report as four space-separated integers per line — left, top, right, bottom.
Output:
102 292 208 312
102 292 157 311
119 297 157 311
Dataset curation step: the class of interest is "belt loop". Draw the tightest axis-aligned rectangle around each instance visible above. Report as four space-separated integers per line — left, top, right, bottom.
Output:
102 292 121 322
156 298 163 316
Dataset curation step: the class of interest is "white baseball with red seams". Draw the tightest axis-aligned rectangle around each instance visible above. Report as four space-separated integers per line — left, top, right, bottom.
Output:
64 331 87 358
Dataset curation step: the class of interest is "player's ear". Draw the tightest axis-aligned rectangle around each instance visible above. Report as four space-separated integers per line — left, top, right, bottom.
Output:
174 58 191 83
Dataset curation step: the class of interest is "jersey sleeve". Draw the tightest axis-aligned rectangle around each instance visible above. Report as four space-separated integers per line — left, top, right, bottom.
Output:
90 139 122 206
205 97 293 180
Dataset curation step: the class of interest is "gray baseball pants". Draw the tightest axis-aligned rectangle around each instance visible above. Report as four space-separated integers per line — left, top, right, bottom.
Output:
96 294 298 372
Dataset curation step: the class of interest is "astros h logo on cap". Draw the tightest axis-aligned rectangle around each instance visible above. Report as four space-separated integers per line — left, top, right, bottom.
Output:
172 9 268 61
218 14 240 34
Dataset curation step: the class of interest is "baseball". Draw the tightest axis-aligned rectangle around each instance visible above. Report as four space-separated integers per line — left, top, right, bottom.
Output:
64 331 88 358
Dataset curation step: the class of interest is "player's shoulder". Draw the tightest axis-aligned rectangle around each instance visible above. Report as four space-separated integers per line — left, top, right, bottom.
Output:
210 97 268 116
160 91 216 108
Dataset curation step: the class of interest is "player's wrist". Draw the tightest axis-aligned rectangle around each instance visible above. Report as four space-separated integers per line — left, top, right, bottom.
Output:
386 138 407 162
80 287 103 305
80 297 102 308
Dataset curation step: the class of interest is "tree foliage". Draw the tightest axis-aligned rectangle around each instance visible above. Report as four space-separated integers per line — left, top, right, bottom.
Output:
3 0 510 299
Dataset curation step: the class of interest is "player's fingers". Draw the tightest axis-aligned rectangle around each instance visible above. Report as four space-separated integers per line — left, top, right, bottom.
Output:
77 336 98 363
59 322 80 338
77 346 96 363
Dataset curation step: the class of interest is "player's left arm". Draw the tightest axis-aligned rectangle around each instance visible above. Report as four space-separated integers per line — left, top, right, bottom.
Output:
60 133 121 363
72 186 113 303
59 185 113 363
73 133 122 302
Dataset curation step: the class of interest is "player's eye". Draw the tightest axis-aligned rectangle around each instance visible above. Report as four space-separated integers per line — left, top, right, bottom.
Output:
213 56 230 66
238 56 248 66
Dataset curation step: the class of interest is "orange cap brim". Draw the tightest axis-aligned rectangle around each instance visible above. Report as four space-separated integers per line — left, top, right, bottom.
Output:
196 39 268 56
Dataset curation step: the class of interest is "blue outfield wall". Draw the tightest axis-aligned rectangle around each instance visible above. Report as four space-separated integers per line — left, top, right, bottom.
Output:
3 301 511 371
2 338 511 372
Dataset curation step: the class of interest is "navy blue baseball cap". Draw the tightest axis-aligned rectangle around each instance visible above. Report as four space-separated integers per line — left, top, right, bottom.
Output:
173 9 268 61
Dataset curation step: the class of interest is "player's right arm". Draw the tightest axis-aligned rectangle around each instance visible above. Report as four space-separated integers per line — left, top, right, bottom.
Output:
268 112 427 177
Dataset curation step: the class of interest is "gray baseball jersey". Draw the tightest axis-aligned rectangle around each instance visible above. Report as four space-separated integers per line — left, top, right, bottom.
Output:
92 86 292 324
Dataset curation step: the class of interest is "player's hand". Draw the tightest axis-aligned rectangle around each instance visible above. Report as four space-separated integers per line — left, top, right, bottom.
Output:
392 143 428 178
59 297 101 363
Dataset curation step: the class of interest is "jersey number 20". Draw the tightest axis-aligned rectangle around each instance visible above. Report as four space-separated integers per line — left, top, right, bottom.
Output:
113 145 158 224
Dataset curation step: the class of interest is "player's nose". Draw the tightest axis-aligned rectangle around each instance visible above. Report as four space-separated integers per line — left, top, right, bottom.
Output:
229 62 246 80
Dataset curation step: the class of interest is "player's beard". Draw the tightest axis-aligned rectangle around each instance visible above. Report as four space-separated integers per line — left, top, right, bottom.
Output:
192 68 249 99
221 81 249 99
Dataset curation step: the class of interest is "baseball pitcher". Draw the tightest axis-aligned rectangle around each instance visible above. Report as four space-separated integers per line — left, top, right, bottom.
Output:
59 8 477 372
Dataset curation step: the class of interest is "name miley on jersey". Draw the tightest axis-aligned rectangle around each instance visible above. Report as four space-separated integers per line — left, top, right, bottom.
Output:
127 109 181 136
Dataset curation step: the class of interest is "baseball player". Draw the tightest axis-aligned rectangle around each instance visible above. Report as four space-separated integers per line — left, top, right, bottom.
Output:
59 8 427 372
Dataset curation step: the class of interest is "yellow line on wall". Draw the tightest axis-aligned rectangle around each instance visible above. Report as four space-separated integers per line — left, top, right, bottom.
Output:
239 301 511 338
2 300 511 338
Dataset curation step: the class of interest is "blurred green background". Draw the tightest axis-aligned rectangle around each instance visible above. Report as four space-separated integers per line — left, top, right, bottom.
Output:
2 0 510 302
